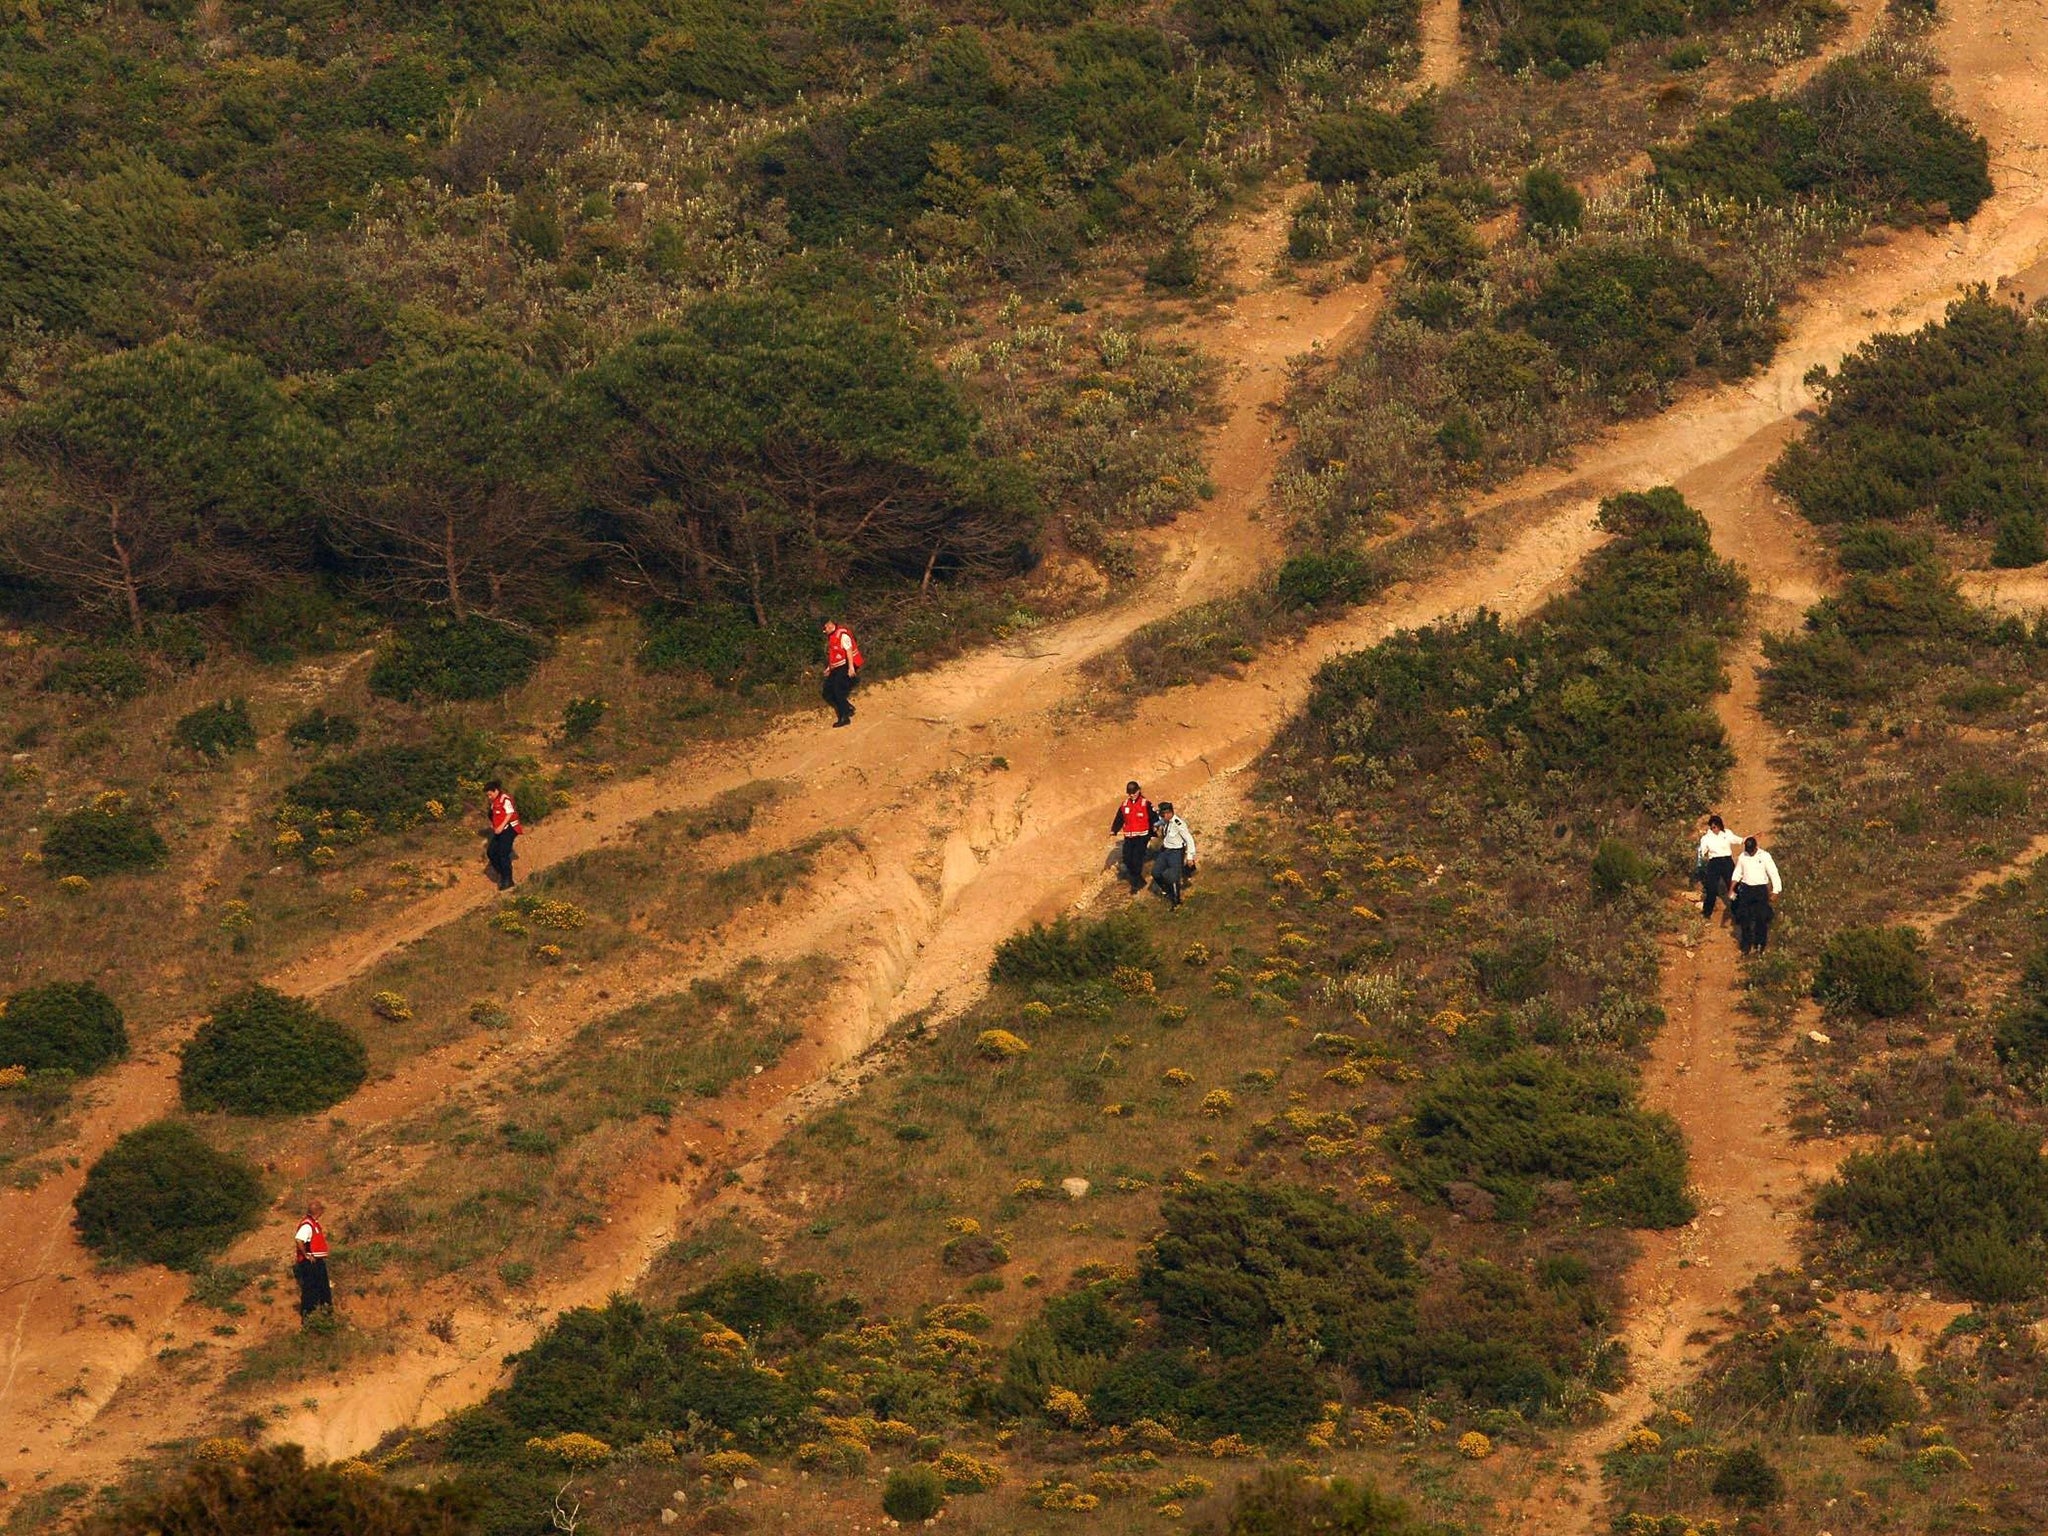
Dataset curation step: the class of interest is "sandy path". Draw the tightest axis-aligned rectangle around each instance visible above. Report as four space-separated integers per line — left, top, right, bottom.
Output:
9 0 2048 1503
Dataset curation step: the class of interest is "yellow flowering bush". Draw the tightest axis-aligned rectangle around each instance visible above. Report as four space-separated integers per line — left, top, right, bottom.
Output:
526 1433 613 1467
977 1028 1032 1060
193 1436 251 1463
1458 1431 1493 1460
1622 1427 1662 1455
369 991 412 1021
936 1449 1003 1492
1111 965 1156 996
57 874 90 893
1028 1481 1100 1512
1044 1387 1091 1427
701 1450 759 1476
1162 1067 1195 1086
1199 1089 1234 1117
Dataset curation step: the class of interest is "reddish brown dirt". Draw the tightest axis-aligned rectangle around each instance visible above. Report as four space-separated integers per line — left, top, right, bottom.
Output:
11 0 2048 1507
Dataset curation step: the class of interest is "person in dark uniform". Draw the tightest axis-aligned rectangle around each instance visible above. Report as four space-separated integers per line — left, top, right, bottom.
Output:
1152 802 1197 908
1729 836 1782 956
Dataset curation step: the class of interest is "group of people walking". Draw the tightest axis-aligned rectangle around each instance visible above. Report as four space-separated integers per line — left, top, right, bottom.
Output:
1697 813 1782 955
1111 782 1199 907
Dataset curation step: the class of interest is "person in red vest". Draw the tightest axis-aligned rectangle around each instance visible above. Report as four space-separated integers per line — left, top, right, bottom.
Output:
484 779 521 889
293 1199 333 1323
821 620 862 727
1109 781 1155 893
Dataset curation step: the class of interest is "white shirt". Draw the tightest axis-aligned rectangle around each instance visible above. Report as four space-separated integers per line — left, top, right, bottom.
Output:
1730 848 1781 894
294 1221 316 1246
1697 828 1741 861
1159 816 1197 863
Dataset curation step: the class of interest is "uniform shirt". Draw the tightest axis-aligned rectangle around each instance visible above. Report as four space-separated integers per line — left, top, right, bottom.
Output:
294 1218 328 1259
1730 848 1781 893
487 790 520 836
1697 828 1741 862
1159 816 1197 863
825 627 860 672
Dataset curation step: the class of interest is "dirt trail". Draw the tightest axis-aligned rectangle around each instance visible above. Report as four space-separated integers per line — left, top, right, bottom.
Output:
1415 0 1463 89
8 0 2048 1503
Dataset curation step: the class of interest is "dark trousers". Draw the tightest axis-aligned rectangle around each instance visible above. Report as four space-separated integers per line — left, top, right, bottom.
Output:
1700 856 1734 918
1154 846 1187 907
486 828 517 889
1732 884 1774 954
295 1257 332 1320
1121 835 1151 890
823 665 857 724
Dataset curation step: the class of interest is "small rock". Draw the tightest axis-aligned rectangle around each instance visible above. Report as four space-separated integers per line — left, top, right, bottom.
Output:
673 1492 688 1505
733 1477 748 1490
1808 1029 1832 1046
1061 1177 1090 1200
661 1510 680 1526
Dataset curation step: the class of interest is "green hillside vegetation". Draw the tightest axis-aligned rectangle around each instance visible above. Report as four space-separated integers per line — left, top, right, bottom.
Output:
179 985 369 1116
1773 291 2048 567
1288 50 1987 543
352 487 1733 1528
73 1120 265 1269
0 981 127 1076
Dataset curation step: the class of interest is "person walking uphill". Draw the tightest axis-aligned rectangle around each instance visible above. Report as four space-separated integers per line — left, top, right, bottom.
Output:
822 620 862 728
1697 813 1741 921
1730 835 1782 956
1111 782 1154 893
484 779 521 890
293 1200 333 1323
1152 802 1197 908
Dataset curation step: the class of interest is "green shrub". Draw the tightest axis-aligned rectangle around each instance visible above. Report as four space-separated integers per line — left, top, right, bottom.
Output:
0 981 127 1075
1711 1446 1784 1508
1812 926 1932 1017
83 1444 472 1536
882 1466 946 1522
1306 100 1436 185
990 913 1156 987
1992 511 2048 568
638 604 818 689
1218 1467 1450 1535
368 616 546 703
1653 62 1990 221
40 649 151 700
1590 839 1659 894
1145 235 1202 292
179 985 368 1116
679 1267 857 1345
230 584 369 663
1300 490 1744 816
493 1296 809 1448
72 1120 264 1269
1761 566 1996 704
1469 934 1554 1002
1712 1326 1916 1432
1403 199 1483 281
281 733 496 835
561 696 606 742
1837 524 1932 573
172 699 257 760
1939 767 2029 819
285 709 362 752
1519 167 1583 237
1993 995 2048 1094
1666 40 1709 69
1812 1115 2048 1301
42 802 168 877
1399 1051 1694 1227
1274 549 1384 612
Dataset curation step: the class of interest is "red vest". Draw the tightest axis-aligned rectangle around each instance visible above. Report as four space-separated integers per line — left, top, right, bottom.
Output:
488 789 520 835
300 1217 328 1259
826 627 861 671
1118 797 1153 836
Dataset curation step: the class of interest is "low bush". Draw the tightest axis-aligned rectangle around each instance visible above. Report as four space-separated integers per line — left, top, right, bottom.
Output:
561 696 606 742
368 616 546 703
284 709 362 751
679 1267 858 1346
1217 1466 1451 1535
990 913 1156 987
638 603 817 690
179 985 368 1116
1811 926 1931 1017
42 802 168 877
1993 994 2048 1094
41 649 150 700
0 981 127 1075
1939 767 2029 819
1761 565 2000 704
1399 1051 1694 1227
83 1444 473 1536
1300 489 1744 817
172 699 257 760
493 1297 809 1447
882 1466 946 1522
1273 549 1385 612
1519 167 1583 238
1710 1324 1917 1432
1653 62 1991 221
1711 1446 1784 1508
1590 839 1659 894
281 733 496 835
229 582 370 663
1812 1115 2048 1301
1837 524 1932 573
1306 100 1436 186
72 1120 264 1269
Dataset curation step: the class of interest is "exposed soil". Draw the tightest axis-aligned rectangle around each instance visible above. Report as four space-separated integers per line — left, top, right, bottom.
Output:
9 0 2048 1512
